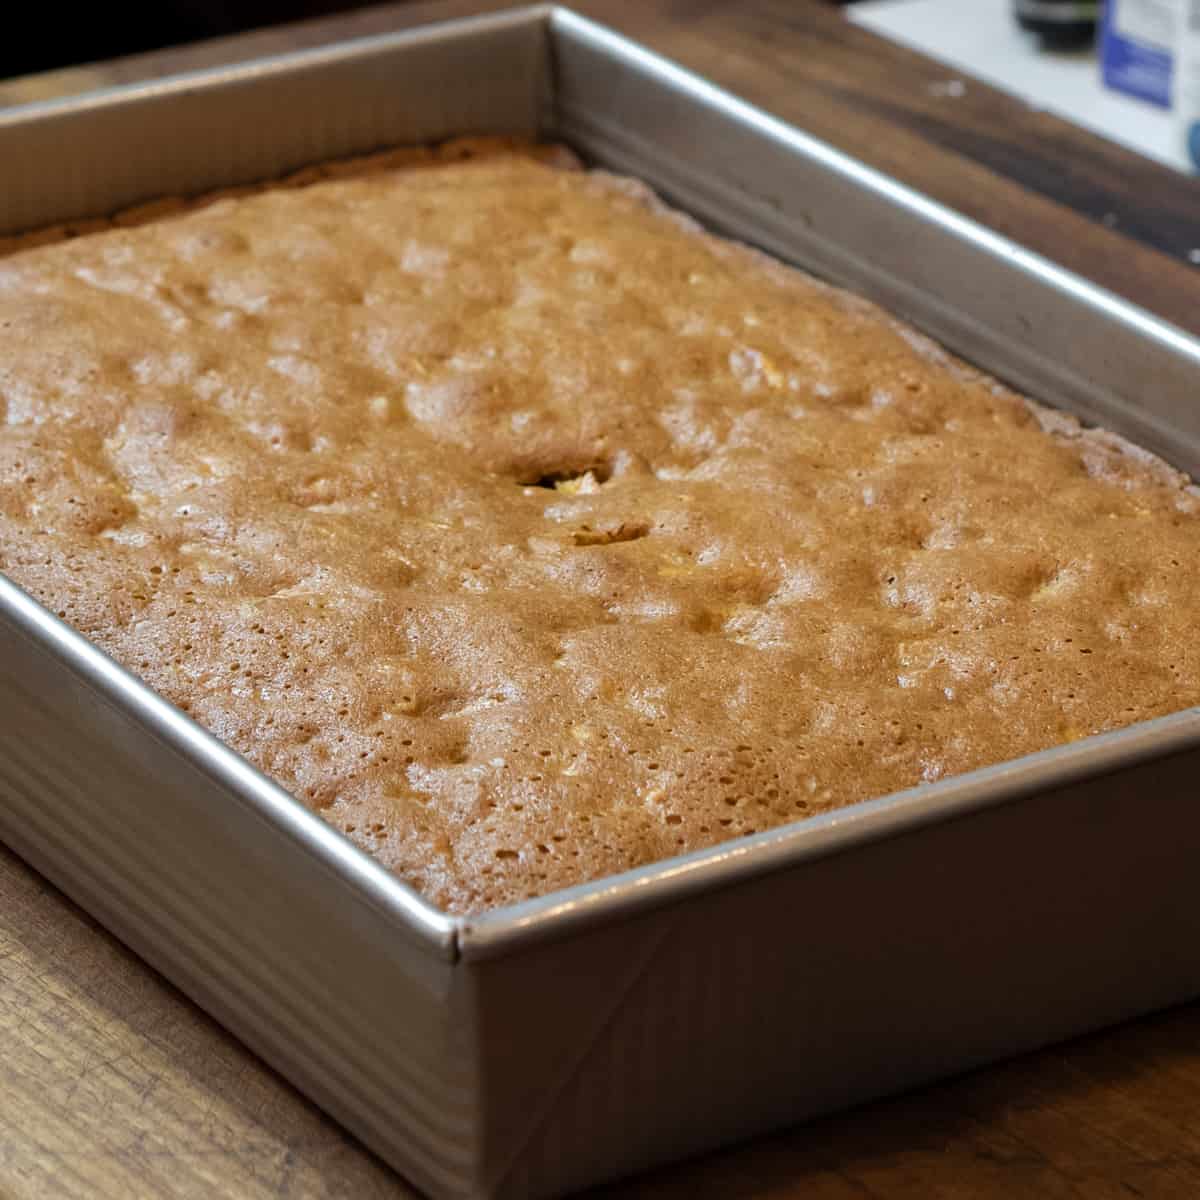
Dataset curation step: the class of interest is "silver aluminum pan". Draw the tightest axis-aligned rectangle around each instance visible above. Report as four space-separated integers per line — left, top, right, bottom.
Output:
2 7 1200 1196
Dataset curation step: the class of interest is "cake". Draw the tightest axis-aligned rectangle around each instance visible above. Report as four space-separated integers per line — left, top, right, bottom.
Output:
2 138 1197 914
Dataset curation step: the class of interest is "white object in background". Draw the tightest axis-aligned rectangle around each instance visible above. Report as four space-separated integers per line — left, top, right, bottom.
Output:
850 0 1190 173
1112 0 1178 42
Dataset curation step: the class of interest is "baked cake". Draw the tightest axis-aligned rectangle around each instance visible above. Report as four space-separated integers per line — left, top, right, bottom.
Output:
2 139 1197 914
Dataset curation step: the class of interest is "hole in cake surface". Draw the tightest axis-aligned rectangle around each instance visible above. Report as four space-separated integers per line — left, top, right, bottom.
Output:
520 461 612 491
571 521 650 547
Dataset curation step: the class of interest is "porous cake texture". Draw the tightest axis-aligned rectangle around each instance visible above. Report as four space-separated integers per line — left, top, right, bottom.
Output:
2 139 1198 913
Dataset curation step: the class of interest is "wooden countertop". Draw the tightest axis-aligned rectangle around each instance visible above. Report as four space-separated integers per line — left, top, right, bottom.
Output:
3 3 1200 1197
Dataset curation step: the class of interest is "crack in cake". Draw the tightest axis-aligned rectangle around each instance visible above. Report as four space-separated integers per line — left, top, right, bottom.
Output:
1 137 1198 913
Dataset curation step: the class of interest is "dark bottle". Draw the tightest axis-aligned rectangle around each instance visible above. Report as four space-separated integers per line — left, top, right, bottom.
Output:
1013 1 1099 49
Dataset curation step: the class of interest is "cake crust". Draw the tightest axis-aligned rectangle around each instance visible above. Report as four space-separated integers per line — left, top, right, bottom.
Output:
2 139 1198 914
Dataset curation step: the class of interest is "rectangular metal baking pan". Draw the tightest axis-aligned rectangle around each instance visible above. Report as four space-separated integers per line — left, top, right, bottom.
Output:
3 7 1200 1198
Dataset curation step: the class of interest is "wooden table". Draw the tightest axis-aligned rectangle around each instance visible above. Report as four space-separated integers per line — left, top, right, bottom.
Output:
3 3 1200 1196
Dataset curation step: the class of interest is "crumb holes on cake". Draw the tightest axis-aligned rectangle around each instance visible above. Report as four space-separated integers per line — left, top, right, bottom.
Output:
520 461 612 490
572 521 650 547
495 848 519 861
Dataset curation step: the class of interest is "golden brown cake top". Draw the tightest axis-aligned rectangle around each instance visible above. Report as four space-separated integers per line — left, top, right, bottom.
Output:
2 141 1198 914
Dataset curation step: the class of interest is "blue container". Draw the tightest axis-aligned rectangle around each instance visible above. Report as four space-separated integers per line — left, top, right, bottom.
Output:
1100 0 1177 109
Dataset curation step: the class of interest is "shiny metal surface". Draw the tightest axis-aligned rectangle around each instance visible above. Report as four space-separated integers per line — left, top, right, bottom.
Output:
0 572 475 1196
0 6 548 235
3 7 1200 1197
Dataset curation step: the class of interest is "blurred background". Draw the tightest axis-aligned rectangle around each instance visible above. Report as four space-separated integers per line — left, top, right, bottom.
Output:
0 2 918 77
0 2 379 77
2 1 1192 174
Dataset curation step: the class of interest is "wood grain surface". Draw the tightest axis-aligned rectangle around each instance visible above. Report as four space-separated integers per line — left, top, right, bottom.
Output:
2 2 1200 1197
